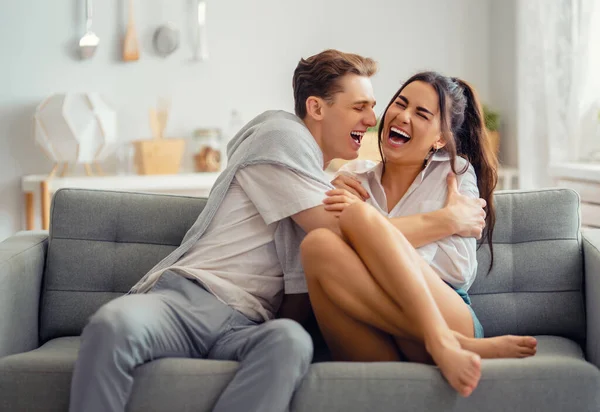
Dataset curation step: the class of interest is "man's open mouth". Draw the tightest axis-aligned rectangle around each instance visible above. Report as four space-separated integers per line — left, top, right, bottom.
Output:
389 126 411 146
351 130 365 145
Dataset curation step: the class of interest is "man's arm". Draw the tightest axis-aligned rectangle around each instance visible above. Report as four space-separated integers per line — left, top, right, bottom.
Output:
388 209 456 249
291 204 343 236
293 201 462 249
326 173 485 248
390 172 486 248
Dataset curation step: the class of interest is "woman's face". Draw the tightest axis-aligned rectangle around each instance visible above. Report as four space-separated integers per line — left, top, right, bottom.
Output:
380 80 445 166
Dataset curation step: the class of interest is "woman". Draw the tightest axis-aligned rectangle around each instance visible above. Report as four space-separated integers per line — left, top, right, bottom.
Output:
300 72 536 397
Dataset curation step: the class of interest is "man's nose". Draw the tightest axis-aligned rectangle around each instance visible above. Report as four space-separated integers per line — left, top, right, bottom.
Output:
364 109 377 127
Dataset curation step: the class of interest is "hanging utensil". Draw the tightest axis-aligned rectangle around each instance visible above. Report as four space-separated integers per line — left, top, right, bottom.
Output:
79 0 99 59
193 0 209 61
153 23 180 57
123 0 140 62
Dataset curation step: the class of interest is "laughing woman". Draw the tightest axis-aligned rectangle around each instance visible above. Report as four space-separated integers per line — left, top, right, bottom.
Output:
300 72 536 397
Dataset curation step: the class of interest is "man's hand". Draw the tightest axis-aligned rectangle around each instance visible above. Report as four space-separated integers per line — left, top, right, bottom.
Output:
444 173 487 239
322 188 364 217
330 174 370 200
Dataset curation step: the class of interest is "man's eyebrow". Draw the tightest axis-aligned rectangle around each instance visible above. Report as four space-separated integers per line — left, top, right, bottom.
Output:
398 95 433 116
353 99 376 107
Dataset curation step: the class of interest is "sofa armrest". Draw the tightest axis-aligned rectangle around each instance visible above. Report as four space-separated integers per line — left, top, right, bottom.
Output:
0 231 48 358
584 229 600 367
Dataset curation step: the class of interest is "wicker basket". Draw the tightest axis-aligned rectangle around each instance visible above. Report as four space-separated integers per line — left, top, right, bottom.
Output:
132 138 186 175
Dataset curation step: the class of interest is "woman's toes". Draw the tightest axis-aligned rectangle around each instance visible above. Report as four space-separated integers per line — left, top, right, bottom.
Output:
460 383 475 397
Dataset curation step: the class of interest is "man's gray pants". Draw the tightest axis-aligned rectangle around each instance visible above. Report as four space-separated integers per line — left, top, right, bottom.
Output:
69 271 314 412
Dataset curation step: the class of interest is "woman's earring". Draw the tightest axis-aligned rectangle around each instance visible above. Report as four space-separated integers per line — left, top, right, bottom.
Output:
422 145 439 169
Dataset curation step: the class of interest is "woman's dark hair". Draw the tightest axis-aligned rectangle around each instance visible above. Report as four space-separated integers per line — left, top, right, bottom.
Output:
378 72 498 270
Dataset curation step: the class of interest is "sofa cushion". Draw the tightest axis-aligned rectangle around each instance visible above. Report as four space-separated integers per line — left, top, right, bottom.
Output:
1 336 598 412
470 189 585 342
40 188 585 345
40 189 207 343
0 336 239 412
292 336 600 412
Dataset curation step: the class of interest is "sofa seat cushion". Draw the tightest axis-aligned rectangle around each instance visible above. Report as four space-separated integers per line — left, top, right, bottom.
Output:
1 336 599 412
0 337 239 412
293 336 600 412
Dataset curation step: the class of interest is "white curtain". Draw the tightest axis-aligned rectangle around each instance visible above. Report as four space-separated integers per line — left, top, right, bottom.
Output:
517 0 600 189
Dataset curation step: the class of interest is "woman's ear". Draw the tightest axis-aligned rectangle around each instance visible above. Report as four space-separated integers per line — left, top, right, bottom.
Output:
306 97 325 121
434 134 448 150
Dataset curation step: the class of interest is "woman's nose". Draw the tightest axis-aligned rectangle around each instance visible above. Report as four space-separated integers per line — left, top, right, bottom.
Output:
399 110 410 124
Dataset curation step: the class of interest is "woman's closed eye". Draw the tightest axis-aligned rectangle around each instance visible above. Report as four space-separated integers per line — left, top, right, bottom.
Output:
396 101 428 120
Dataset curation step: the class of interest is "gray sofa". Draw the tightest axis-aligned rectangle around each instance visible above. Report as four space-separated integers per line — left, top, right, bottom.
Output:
1 187 600 411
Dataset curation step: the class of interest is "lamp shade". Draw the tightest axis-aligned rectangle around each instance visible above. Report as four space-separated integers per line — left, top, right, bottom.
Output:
34 93 117 164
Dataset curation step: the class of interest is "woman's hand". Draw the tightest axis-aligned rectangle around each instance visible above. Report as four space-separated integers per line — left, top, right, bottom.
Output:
330 174 370 200
323 188 365 216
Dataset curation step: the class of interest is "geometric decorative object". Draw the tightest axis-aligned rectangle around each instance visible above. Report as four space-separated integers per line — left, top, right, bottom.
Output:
34 93 118 176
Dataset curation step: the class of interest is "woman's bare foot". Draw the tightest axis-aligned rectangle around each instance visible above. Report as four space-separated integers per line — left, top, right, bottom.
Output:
455 333 537 359
426 332 481 397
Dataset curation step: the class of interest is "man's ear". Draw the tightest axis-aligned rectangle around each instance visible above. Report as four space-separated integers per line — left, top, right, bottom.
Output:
306 96 325 120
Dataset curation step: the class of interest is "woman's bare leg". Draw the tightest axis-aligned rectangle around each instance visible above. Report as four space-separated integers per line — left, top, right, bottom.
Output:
455 335 537 358
337 202 481 396
305 269 402 362
301 225 480 397
302 227 537 360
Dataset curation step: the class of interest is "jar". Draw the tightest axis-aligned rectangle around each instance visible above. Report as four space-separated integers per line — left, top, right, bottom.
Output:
193 128 222 172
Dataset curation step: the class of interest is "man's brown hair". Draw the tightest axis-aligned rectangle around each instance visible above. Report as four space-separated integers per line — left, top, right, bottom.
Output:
292 49 378 119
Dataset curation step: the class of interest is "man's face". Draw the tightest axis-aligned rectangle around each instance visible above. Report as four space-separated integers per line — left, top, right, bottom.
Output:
320 75 377 163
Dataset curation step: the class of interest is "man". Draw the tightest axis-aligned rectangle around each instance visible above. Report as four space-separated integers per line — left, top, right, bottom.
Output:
69 49 485 412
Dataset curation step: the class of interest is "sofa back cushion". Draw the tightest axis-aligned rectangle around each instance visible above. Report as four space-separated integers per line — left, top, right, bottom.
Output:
40 188 584 343
40 189 206 343
470 189 584 342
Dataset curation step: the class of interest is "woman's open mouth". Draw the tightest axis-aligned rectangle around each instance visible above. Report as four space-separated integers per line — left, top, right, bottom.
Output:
388 126 411 148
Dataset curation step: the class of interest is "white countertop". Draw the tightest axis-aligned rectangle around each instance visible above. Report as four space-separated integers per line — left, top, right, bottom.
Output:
22 172 221 192
549 162 600 183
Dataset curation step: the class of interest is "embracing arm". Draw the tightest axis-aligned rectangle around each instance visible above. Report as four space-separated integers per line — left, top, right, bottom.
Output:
329 172 486 249
389 173 486 248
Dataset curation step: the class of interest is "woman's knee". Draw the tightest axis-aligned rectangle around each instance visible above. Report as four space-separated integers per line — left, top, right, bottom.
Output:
301 229 337 257
339 202 376 234
300 229 343 279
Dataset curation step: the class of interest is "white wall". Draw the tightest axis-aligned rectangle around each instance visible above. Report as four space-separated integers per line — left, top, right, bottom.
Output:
0 0 491 241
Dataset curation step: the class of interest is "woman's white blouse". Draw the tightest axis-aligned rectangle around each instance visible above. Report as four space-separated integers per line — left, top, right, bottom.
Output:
336 151 480 291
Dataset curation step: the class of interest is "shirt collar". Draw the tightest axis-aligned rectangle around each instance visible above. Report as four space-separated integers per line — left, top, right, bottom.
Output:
418 149 451 182
351 149 451 183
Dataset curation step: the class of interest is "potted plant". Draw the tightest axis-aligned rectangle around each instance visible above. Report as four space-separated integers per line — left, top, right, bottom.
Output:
483 105 500 156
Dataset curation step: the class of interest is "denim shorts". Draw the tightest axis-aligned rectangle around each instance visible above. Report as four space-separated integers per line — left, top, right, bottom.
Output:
453 287 485 339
